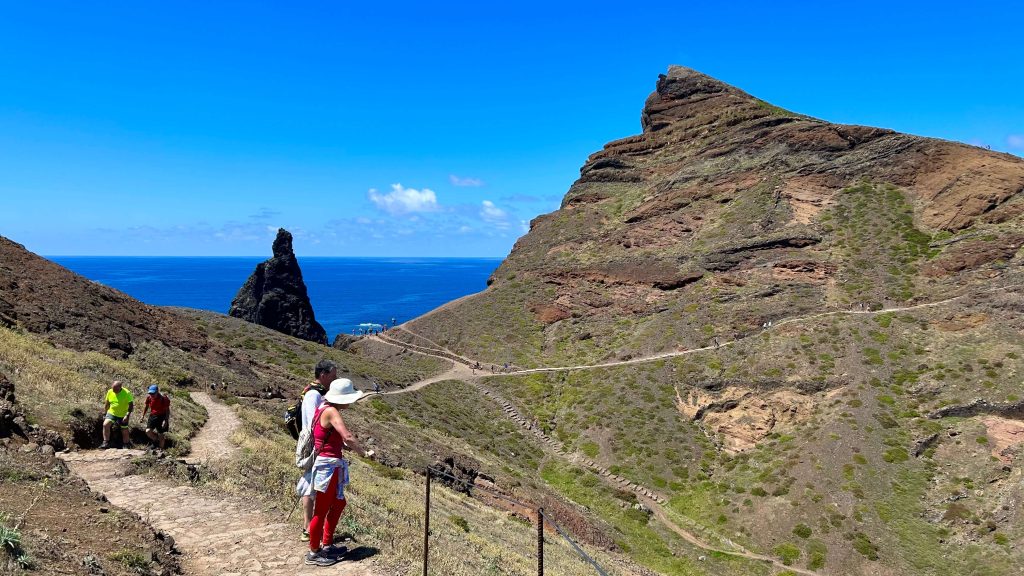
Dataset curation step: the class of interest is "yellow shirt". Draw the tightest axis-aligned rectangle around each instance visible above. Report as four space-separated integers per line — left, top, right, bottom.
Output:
106 388 134 418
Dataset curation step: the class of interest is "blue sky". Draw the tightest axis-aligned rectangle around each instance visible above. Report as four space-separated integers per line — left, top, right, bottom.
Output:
1 1 1022 257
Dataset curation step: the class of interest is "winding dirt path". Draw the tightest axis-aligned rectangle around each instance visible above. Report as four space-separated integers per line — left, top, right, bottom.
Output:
385 283 1022 379
61 394 377 576
184 391 241 464
645 500 821 576
366 282 1023 575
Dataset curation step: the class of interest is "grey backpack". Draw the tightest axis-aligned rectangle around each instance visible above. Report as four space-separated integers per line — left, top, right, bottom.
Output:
295 405 330 471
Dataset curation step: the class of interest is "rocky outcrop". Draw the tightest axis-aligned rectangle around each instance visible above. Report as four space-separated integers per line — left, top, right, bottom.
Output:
332 333 360 351
0 373 21 438
676 385 812 452
229 229 327 344
404 65 1024 366
928 399 1024 420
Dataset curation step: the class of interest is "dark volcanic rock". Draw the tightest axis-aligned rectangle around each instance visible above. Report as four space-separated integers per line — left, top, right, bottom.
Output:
229 229 327 344
0 373 20 438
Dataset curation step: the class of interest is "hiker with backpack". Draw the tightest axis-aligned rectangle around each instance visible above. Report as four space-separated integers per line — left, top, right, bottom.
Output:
140 384 171 450
292 359 337 542
301 378 368 567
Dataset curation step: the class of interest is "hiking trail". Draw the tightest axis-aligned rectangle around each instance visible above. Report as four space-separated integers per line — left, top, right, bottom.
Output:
184 391 241 464
359 282 1022 575
382 283 1021 381
60 393 377 576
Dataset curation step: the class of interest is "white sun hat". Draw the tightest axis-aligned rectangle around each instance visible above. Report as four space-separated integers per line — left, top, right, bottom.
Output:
324 378 365 405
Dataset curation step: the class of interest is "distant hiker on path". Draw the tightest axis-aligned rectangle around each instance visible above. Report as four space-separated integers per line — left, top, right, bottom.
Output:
101 380 134 449
304 378 368 567
296 359 336 542
140 384 171 450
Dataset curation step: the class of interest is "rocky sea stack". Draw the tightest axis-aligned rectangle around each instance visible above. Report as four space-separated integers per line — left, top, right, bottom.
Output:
229 228 327 344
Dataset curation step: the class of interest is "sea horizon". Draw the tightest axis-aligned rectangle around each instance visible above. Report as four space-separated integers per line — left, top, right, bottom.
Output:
51 255 503 340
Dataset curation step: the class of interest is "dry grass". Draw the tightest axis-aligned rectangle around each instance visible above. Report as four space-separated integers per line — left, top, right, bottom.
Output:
212 403 639 576
0 327 206 454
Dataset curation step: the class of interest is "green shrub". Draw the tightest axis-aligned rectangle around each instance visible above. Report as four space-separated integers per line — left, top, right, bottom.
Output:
883 447 909 463
850 531 879 560
863 348 884 365
110 549 151 571
449 515 470 533
793 523 812 539
0 521 21 554
807 540 827 569
773 543 801 566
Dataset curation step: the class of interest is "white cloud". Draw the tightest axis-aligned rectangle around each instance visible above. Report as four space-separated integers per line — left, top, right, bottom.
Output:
449 174 484 187
368 184 439 216
520 219 530 233
480 200 510 229
1008 134 1024 149
249 207 281 221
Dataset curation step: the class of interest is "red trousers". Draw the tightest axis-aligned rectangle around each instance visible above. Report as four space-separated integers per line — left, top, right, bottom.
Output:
308 468 347 552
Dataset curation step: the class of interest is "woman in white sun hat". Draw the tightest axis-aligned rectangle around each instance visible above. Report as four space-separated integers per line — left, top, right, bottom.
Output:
304 378 370 567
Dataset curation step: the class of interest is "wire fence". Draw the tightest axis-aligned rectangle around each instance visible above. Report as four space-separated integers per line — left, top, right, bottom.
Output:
423 465 612 575
539 509 611 576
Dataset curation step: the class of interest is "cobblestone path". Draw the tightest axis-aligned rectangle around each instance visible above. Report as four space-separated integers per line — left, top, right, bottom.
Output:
60 394 378 576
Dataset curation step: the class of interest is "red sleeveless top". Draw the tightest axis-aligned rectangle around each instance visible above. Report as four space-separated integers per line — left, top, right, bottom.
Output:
313 405 344 459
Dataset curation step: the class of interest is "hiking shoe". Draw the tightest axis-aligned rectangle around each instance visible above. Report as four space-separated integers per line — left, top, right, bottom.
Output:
322 543 348 557
300 529 310 542
99 442 110 450
303 551 337 567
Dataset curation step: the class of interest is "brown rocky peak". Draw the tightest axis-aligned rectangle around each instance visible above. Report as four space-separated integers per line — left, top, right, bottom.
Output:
641 65 772 133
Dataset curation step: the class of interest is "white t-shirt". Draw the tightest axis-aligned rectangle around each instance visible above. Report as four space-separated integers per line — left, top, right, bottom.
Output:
301 387 324 431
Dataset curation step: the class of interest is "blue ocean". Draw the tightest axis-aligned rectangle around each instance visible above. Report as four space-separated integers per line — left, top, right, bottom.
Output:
50 257 502 339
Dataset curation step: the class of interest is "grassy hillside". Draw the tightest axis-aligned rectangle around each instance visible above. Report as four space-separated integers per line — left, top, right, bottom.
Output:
392 67 1024 575
0 326 207 454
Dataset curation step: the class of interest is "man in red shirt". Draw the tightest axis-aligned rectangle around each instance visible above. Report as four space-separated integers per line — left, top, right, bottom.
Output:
140 384 171 449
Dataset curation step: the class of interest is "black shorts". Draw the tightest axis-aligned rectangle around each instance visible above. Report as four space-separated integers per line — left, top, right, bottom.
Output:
147 414 169 433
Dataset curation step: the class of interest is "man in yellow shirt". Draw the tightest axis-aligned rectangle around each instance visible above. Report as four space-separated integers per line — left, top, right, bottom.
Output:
101 380 134 449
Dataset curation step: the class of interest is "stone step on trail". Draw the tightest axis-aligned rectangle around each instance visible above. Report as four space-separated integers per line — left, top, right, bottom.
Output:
60 394 378 576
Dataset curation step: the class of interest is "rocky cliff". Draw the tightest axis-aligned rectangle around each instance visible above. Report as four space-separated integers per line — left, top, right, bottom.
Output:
229 228 327 344
405 66 1024 367
392 67 1024 575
